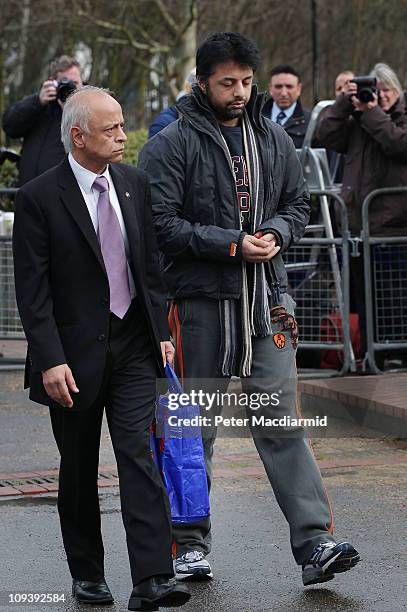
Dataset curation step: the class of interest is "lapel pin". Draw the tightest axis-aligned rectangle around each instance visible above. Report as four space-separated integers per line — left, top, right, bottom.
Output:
125 191 130 198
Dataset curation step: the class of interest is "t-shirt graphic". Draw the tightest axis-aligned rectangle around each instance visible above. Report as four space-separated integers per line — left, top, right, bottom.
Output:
220 124 251 232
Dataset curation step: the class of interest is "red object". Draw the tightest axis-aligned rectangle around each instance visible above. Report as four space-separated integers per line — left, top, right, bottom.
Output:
320 312 362 370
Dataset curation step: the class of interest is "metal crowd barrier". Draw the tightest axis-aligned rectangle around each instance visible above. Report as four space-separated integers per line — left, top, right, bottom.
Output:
0 187 25 368
295 130 353 376
362 187 407 373
0 235 23 336
284 190 352 377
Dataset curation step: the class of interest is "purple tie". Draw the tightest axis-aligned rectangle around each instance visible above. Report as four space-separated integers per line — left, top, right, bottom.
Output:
93 176 131 319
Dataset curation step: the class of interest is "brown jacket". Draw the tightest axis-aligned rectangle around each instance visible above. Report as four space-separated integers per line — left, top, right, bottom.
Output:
316 93 407 236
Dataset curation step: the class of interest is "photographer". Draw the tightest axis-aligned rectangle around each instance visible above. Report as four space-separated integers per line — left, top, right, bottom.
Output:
316 63 407 237
2 55 82 185
316 63 407 365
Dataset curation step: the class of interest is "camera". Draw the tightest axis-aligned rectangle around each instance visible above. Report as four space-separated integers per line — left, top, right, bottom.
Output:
54 79 77 103
351 76 377 103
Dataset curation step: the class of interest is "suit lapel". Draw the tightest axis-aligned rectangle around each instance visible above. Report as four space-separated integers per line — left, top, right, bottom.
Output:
109 164 140 268
57 158 106 274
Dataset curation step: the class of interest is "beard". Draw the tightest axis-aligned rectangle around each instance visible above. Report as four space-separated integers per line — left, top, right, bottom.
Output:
205 87 247 122
210 101 245 122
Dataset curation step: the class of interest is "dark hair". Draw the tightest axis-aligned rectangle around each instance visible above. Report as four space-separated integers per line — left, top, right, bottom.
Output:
270 64 301 81
196 32 261 81
50 55 80 79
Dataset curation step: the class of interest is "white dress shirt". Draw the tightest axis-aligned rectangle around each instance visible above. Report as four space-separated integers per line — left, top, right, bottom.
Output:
271 101 297 126
68 153 136 298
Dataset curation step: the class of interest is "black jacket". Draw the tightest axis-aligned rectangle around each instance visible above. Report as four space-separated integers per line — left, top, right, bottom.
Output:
261 98 311 149
3 94 65 185
13 157 168 410
138 86 310 300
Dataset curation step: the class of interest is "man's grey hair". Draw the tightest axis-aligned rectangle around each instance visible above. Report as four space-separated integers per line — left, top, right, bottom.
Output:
370 63 403 96
50 54 80 79
61 85 112 153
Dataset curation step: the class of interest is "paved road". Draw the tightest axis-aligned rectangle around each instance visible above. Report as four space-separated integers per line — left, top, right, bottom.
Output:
0 371 406 611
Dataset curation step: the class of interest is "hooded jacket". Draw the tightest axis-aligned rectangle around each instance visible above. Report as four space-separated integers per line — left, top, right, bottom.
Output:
138 85 310 300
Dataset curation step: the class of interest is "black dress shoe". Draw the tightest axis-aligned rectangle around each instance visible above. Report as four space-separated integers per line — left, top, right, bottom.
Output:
128 576 190 611
72 579 114 604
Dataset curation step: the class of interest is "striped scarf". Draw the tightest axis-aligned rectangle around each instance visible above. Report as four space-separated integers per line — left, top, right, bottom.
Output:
220 112 273 377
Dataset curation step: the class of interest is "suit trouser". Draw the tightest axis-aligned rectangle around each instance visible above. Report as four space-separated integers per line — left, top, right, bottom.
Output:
170 294 335 565
49 300 174 585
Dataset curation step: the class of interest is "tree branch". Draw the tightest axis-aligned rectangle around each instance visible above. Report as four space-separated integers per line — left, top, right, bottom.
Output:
78 9 170 54
96 36 164 74
178 0 198 40
153 0 180 36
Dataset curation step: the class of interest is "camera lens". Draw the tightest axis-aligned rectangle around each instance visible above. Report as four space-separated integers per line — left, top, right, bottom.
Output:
358 88 375 103
56 80 77 103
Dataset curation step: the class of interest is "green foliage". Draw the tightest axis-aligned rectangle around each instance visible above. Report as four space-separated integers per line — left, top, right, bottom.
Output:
0 159 19 189
0 159 19 211
122 129 148 166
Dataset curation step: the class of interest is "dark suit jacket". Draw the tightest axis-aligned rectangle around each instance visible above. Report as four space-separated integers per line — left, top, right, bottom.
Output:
261 98 311 149
13 156 168 410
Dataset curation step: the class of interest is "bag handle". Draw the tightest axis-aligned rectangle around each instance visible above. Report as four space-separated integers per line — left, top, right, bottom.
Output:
165 363 184 395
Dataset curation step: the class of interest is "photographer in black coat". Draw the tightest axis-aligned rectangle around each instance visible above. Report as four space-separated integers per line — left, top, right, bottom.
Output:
2 55 82 185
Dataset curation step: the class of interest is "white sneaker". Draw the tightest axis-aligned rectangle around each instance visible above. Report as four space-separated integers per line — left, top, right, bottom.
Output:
175 551 213 581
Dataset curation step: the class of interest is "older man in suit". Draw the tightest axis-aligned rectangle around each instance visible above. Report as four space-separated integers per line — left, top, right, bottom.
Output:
12 86 190 611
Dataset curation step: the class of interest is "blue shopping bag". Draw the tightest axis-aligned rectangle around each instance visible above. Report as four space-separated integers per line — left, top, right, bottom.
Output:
151 364 210 524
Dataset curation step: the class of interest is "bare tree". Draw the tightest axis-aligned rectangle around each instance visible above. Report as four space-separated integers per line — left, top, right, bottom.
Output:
2 0 407 132
77 0 198 99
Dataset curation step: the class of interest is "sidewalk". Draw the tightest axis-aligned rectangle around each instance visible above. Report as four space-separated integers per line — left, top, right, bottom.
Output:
0 434 405 611
299 373 407 434
0 339 25 362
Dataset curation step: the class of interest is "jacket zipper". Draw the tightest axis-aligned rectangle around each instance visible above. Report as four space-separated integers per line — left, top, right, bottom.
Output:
269 260 281 304
184 114 242 232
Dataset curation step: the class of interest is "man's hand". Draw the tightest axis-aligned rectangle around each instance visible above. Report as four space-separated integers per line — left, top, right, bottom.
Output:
242 233 280 263
39 80 57 106
342 80 358 99
161 341 174 367
42 364 79 407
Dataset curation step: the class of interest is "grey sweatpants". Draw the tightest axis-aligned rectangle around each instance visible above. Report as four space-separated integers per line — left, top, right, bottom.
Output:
169 294 335 565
